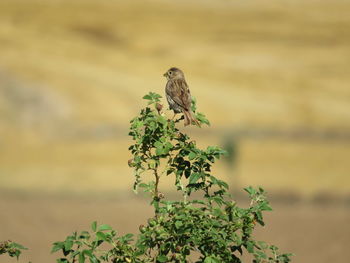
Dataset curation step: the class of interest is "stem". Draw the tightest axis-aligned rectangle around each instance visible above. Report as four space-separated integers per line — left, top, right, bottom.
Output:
72 244 81 263
153 167 160 216
153 168 160 199
183 191 188 204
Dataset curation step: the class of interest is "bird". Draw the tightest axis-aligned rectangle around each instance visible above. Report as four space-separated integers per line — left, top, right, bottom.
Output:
163 67 200 126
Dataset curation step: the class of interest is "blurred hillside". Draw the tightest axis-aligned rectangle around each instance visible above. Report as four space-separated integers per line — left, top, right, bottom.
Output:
0 0 350 196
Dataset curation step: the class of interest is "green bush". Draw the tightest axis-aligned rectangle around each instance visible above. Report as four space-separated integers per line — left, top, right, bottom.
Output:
52 92 291 263
2 92 292 262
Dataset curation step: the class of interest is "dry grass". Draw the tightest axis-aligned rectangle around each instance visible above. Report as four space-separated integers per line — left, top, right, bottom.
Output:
0 0 350 195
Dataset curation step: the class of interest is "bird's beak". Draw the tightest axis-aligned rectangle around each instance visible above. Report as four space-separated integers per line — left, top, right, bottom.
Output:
163 72 167 77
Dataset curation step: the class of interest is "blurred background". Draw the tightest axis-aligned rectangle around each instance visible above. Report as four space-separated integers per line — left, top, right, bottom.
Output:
0 0 349 262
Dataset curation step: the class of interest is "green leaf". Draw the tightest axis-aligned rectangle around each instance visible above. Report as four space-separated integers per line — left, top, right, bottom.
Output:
255 250 267 259
191 97 198 112
79 252 85 263
232 233 243 246
72 251 80 257
189 173 201 184
257 241 268 250
217 179 229 189
244 186 256 196
156 145 164 156
64 240 73 251
143 92 162 104
125 233 134 239
156 255 168 262
188 151 197 160
91 221 97 232
175 221 183 229
96 232 106 241
9 242 27 250
196 112 210 126
83 250 93 257
210 175 218 185
89 255 99 263
164 142 173 152
260 202 273 211
122 233 134 242
204 256 220 263
149 159 157 169
97 224 112 231
51 242 64 253
246 241 255 253
154 141 163 148
14 250 21 260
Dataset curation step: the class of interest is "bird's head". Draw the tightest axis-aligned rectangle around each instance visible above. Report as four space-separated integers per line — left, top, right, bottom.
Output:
163 67 184 80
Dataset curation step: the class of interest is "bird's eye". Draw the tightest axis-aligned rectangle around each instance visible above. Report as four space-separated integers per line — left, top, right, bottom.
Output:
168 71 172 75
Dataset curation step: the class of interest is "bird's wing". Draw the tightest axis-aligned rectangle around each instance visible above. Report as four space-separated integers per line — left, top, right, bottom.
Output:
166 79 191 111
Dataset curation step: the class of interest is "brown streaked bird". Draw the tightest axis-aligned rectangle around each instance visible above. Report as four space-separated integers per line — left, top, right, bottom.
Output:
163 67 200 126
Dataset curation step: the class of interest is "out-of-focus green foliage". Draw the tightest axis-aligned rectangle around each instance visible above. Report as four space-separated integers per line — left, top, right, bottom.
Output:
0 240 27 260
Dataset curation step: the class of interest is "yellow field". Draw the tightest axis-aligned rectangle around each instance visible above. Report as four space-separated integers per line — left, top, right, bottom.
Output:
0 0 350 196
0 2 350 262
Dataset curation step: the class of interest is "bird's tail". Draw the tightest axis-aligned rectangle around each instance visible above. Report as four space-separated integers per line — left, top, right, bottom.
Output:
184 110 201 127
